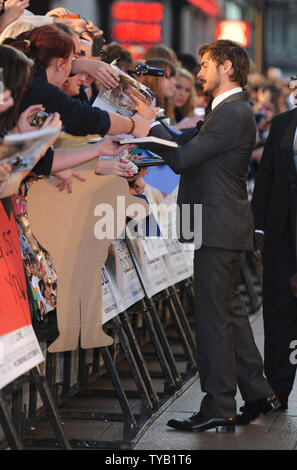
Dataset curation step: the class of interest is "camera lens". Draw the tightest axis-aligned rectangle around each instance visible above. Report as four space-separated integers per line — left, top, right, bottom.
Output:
135 63 164 77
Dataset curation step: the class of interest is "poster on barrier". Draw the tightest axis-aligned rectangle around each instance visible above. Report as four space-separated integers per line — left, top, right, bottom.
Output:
162 238 193 285
134 214 168 262
104 239 145 314
26 157 149 352
126 220 169 299
101 264 120 325
0 198 44 390
15 203 58 334
153 185 194 282
160 205 194 283
128 194 168 262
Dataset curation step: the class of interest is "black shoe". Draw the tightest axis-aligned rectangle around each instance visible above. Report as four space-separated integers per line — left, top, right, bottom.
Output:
237 395 282 424
167 412 236 433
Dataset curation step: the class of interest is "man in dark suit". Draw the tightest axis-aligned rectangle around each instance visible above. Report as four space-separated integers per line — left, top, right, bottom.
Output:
148 40 280 432
251 90 297 410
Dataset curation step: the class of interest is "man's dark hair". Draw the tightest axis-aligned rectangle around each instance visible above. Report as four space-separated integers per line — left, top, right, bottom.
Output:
199 39 250 88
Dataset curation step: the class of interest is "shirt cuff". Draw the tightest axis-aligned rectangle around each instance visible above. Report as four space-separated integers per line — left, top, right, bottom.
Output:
255 229 264 234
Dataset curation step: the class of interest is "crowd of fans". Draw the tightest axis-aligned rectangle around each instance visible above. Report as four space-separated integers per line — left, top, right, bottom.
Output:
0 2 295 339
1 3 295 193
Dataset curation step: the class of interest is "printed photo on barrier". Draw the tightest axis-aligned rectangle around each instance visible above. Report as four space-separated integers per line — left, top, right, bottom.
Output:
0 128 60 390
144 183 195 279
13 181 59 345
101 264 120 325
0 198 44 390
104 239 145 314
126 217 170 299
162 238 193 285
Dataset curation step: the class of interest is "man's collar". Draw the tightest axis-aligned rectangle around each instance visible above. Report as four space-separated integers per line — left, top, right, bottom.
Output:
211 87 243 111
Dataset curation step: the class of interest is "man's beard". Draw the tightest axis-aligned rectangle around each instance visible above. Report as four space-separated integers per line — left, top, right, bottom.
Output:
203 78 220 98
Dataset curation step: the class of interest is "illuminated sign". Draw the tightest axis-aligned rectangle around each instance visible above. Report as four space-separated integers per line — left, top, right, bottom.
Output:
215 20 252 48
111 1 163 51
112 1 163 22
112 21 162 43
187 0 219 17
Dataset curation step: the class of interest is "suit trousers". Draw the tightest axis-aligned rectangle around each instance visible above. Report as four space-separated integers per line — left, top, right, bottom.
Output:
262 224 297 405
193 246 273 417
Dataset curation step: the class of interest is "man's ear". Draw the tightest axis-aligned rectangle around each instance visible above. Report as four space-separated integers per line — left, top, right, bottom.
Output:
223 59 233 75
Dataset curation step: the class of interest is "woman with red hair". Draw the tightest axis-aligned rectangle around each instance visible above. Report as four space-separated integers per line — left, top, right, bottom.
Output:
10 24 150 138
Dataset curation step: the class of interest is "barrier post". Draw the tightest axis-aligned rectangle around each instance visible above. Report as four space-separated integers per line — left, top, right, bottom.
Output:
29 366 71 450
0 391 23 450
134 299 179 395
118 311 159 408
111 316 155 420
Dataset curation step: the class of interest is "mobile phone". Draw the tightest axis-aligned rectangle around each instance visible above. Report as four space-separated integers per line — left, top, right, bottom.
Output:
31 110 49 127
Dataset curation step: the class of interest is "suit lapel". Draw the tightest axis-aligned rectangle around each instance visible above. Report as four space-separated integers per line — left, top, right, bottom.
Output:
190 91 248 139
202 91 248 125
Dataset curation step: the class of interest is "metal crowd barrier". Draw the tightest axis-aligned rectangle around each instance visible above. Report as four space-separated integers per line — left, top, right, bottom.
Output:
0 250 261 450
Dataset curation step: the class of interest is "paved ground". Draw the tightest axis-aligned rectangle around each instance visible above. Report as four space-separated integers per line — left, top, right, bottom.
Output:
134 312 297 450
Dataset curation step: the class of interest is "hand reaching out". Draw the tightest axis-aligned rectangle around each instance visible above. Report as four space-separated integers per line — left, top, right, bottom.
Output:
40 112 62 131
13 104 46 133
85 60 120 89
54 169 86 193
130 114 150 138
95 158 137 178
81 20 103 42
39 112 62 156
128 91 161 120
45 7 72 17
12 105 62 139
0 0 30 32
13 106 62 159
47 8 103 42
56 17 89 36
95 137 133 157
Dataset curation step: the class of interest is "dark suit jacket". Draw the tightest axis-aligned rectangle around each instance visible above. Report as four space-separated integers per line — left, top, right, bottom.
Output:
251 108 297 258
150 91 256 251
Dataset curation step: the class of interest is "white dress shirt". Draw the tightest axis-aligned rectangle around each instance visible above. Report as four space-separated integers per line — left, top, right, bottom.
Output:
211 87 243 111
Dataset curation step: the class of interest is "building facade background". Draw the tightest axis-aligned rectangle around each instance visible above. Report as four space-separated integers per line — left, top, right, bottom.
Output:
27 0 297 76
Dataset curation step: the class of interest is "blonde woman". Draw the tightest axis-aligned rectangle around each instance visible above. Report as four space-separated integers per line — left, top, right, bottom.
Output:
173 67 205 129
